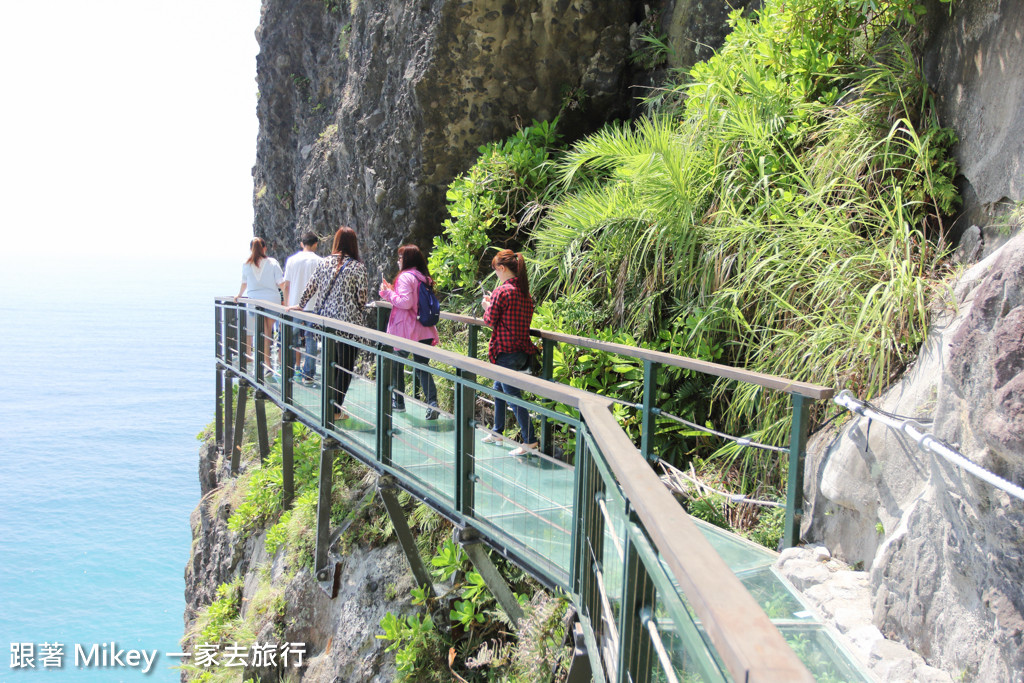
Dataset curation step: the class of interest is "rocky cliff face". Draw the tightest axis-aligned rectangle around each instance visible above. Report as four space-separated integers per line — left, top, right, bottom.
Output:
922 0 1024 252
252 0 634 277
185 440 414 682
804 229 1024 681
249 0 754 278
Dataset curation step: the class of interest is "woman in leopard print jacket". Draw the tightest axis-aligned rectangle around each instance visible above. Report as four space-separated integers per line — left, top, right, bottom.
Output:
293 226 368 421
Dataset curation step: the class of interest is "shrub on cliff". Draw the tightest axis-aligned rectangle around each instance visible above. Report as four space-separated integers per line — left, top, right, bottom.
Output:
529 0 958 488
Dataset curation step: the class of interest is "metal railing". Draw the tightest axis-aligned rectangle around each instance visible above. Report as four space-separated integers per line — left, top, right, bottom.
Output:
375 302 835 549
215 297 824 682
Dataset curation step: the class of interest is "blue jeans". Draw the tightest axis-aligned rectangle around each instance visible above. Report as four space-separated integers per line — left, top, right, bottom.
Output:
492 352 534 444
393 340 438 408
293 331 318 380
301 331 318 379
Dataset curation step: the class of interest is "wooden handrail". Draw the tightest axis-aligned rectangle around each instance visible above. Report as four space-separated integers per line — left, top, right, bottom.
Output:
367 301 833 400
217 297 814 681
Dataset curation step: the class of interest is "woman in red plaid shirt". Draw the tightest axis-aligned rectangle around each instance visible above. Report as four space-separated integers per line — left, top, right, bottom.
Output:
481 249 539 456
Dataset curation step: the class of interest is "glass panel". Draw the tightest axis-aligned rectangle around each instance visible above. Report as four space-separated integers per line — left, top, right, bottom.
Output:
737 566 810 621
287 327 324 424
390 393 457 506
650 593 727 683
473 415 575 575
776 625 872 683
691 517 777 573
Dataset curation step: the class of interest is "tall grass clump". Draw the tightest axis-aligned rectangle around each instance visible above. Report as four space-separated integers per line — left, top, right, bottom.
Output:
531 0 958 488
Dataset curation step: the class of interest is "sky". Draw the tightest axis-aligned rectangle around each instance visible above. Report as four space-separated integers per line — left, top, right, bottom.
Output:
0 0 262 261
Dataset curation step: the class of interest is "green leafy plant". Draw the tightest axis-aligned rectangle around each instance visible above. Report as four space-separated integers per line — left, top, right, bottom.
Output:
429 119 563 292
531 0 959 491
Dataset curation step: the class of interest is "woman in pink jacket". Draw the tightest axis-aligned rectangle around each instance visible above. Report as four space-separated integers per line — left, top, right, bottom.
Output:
379 244 440 419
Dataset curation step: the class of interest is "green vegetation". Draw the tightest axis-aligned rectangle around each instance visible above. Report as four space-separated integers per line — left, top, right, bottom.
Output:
428 0 959 511
377 538 570 682
429 119 563 292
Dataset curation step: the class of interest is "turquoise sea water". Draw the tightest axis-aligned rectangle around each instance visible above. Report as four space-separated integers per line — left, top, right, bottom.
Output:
1 258 241 681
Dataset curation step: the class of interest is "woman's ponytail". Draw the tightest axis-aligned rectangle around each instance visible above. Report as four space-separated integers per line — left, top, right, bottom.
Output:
491 249 530 299
246 237 267 266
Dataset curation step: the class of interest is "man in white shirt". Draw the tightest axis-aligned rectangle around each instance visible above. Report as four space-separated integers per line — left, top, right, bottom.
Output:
282 232 322 383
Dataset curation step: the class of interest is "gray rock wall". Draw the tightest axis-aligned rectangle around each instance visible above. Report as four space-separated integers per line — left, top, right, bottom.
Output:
249 0 756 281
922 0 1024 251
252 0 634 279
804 232 1024 681
184 439 412 682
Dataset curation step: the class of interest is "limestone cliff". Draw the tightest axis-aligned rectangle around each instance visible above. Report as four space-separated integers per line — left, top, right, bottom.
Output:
801 2 1024 679
184 439 415 681
249 0 753 278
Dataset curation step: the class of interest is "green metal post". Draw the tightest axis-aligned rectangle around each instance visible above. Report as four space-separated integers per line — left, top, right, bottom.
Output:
579 434 605 633
617 509 655 683
224 307 236 369
254 311 265 383
237 307 247 375
315 438 339 579
223 373 234 455
457 324 480 516
455 376 476 518
640 360 658 462
784 393 812 548
376 354 394 467
215 301 223 359
282 319 294 407
378 476 436 598
322 335 336 429
231 381 249 475
215 367 223 448
375 305 389 332
467 324 478 360
281 412 295 510
255 390 270 464
569 430 586 595
539 338 554 456
215 305 224 447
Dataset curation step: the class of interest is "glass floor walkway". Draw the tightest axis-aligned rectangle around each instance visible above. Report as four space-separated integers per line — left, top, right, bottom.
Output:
252 368 871 682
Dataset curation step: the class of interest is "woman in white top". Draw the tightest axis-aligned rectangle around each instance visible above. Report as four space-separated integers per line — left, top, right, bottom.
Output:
234 237 284 373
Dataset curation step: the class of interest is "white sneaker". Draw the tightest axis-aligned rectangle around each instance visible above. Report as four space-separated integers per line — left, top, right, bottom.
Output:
481 433 503 444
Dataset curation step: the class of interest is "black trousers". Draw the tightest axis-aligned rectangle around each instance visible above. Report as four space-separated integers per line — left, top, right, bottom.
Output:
331 341 357 412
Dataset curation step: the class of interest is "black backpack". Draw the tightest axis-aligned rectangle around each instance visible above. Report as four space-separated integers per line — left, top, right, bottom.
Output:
417 279 440 327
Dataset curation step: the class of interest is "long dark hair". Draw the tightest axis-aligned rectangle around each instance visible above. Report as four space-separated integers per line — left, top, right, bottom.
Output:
397 244 432 283
331 226 360 271
492 249 529 299
246 237 268 266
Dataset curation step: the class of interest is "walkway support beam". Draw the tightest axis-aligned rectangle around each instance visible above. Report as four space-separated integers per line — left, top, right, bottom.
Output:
458 527 524 627
281 411 296 510
378 476 436 599
254 391 270 464
222 372 234 456
231 381 249 474
314 438 340 579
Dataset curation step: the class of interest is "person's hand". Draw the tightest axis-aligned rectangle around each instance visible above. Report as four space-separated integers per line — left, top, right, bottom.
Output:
482 291 491 311
233 295 240 303
286 305 301 312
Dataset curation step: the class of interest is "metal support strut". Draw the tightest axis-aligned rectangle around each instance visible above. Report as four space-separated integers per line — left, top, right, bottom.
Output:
456 527 525 627
314 438 340 581
254 390 270 464
231 380 249 474
281 411 296 510
377 475 436 598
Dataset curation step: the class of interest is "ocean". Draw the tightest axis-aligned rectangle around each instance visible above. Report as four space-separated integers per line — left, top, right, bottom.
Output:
0 257 243 681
